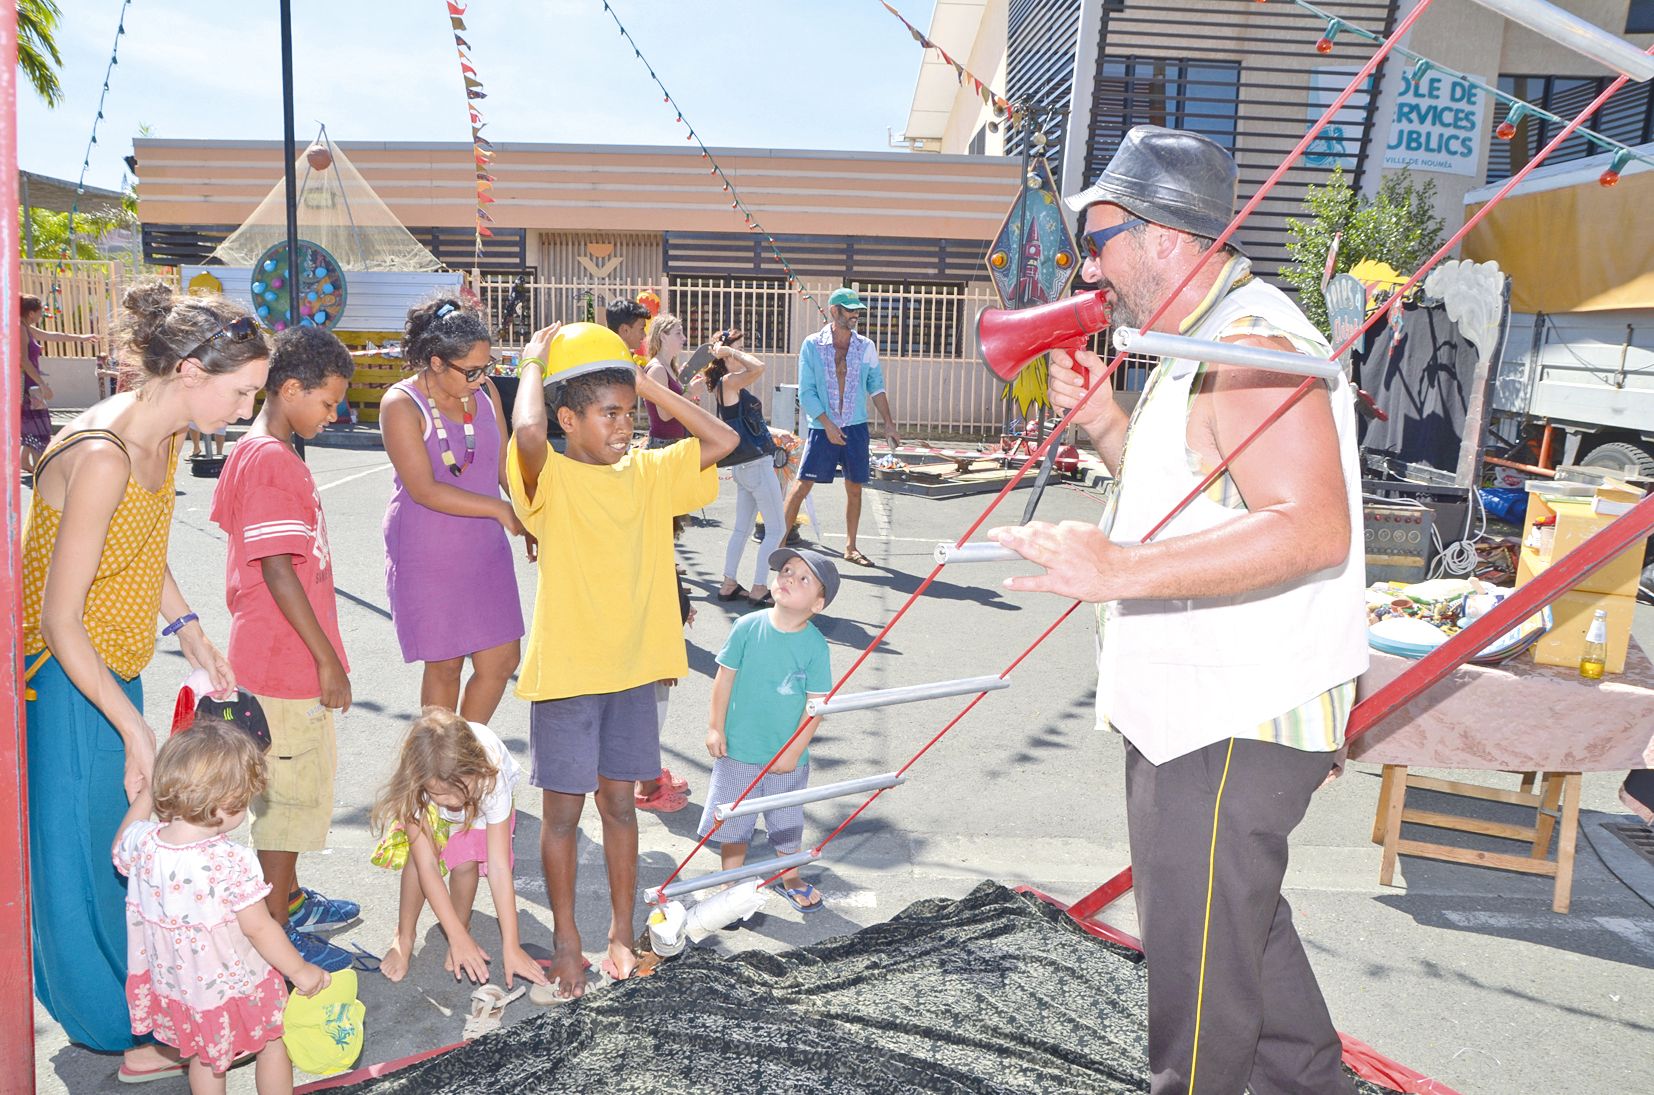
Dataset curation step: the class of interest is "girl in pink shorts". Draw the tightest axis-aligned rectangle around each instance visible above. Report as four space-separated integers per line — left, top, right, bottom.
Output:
371 707 547 991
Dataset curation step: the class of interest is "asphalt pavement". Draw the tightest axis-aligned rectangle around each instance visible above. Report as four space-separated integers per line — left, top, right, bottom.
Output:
30 445 1654 1093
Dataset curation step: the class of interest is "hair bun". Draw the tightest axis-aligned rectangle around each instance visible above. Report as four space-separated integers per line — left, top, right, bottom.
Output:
120 280 177 340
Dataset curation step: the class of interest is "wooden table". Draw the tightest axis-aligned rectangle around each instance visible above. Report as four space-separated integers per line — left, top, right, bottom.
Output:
1351 639 1654 913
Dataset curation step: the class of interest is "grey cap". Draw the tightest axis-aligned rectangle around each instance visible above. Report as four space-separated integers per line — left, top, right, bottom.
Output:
1065 125 1242 249
768 547 840 610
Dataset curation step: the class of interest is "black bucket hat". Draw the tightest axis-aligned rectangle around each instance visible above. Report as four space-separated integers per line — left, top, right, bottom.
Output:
1065 125 1244 252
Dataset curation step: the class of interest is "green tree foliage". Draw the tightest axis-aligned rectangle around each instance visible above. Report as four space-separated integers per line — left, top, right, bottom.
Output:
1281 166 1446 335
17 206 128 260
18 0 66 106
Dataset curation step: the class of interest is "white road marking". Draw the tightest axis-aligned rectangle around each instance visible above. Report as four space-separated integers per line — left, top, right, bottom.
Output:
1440 910 1654 958
317 462 395 492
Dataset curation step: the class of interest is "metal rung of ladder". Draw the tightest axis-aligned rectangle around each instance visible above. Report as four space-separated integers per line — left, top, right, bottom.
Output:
647 849 819 904
934 541 1023 565
1112 327 1341 380
806 675 1009 717
713 772 908 822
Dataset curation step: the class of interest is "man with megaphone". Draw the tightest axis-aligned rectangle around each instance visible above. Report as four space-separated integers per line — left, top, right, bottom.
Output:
990 126 1367 1095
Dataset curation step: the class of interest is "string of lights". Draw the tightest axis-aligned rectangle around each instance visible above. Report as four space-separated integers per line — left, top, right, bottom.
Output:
1281 0 1652 184
597 1 826 319
46 0 133 321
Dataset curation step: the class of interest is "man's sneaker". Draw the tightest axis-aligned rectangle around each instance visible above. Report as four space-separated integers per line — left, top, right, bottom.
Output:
287 887 360 933
285 924 353 973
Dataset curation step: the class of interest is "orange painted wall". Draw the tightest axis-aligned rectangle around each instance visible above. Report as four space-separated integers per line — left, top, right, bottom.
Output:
135 139 1022 242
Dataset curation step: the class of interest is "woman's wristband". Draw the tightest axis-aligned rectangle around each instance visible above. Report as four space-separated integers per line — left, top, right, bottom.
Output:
161 612 199 637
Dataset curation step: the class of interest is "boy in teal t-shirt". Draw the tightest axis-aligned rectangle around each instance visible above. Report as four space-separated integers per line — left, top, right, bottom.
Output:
700 548 839 911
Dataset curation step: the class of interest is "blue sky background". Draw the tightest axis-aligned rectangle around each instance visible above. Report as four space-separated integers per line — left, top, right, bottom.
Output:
19 0 942 192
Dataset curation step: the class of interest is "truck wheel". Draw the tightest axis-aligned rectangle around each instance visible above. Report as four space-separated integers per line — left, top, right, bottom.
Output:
1581 441 1654 479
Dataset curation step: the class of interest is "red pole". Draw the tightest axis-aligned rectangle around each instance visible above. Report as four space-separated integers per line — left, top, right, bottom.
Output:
0 4 38 1090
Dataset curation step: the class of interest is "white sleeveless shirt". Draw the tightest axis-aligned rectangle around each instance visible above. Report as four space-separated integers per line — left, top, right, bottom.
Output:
1095 276 1369 764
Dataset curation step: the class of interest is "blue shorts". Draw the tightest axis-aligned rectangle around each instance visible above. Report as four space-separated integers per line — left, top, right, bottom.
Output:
528 683 661 795
799 423 870 485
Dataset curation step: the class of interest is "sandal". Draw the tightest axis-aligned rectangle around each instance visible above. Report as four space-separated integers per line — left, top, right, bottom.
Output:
658 767 689 794
462 983 526 1040
635 784 689 812
842 548 874 567
746 592 774 608
716 583 749 602
772 881 823 913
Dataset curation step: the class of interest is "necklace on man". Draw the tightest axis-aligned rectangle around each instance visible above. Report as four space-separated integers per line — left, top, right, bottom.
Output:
424 374 475 475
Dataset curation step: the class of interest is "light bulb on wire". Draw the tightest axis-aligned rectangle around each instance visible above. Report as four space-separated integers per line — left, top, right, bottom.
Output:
1315 19 1342 54
1600 149 1632 187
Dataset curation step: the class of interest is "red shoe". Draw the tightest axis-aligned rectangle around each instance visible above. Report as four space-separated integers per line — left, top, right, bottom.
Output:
658 767 689 794
634 784 688 812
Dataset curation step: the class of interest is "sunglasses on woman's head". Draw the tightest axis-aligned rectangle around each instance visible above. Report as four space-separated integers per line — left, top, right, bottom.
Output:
182 316 260 363
443 356 498 383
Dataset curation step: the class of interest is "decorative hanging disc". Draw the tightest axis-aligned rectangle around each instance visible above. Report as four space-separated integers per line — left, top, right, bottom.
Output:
250 240 347 332
985 157 1078 309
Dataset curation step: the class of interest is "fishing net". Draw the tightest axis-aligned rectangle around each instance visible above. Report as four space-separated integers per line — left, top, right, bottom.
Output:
341 882 1406 1094
210 134 442 273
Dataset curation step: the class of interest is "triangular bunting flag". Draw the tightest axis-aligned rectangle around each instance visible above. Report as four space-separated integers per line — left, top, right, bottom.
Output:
476 179 494 191
474 137 495 152
464 76 483 89
453 34 469 48
467 88 486 100
474 149 493 164
461 61 476 76
477 207 495 223
477 225 495 238
476 172 495 182
478 192 496 203
450 16 465 31
446 1 466 16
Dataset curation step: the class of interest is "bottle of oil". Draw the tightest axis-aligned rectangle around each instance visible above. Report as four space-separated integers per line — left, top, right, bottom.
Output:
1579 609 1609 680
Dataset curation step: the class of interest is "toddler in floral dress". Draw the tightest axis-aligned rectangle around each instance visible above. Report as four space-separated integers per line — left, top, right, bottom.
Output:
113 720 330 1093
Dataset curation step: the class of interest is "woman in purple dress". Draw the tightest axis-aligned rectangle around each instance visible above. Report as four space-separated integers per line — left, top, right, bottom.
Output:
19 293 98 473
381 297 528 722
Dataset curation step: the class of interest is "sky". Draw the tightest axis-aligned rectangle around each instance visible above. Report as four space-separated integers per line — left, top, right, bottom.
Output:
18 0 942 192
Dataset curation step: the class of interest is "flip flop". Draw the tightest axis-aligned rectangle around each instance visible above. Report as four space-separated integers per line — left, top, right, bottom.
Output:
116 1060 188 1084
842 548 874 567
463 982 526 1040
345 942 382 974
772 881 824 913
745 592 774 608
715 584 750 602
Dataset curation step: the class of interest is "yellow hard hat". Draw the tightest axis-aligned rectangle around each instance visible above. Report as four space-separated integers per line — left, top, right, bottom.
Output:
282 968 365 1076
545 322 636 384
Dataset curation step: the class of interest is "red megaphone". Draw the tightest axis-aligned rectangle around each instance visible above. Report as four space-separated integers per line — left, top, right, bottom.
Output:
977 290 1111 382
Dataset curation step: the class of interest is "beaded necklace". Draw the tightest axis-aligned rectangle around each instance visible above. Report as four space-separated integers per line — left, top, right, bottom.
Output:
423 374 475 476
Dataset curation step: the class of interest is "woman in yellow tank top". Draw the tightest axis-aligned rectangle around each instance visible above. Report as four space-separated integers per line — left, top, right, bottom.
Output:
22 280 269 1082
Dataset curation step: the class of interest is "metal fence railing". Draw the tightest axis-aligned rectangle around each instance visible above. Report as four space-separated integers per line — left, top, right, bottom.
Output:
476 274 1043 438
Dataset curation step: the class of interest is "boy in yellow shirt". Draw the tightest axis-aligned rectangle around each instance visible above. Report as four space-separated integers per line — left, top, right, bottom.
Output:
508 321 737 997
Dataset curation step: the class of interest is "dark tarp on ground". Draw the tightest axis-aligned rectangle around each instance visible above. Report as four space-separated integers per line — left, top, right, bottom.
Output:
341 882 1404 1094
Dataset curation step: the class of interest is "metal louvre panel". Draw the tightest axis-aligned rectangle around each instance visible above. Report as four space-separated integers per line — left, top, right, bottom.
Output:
663 232 989 281
1485 75 1653 183
1005 0 1086 178
1081 0 1398 280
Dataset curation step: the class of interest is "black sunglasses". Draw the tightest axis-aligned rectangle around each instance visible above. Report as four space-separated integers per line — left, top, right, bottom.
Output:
182 316 260 363
1079 217 1145 261
443 356 499 383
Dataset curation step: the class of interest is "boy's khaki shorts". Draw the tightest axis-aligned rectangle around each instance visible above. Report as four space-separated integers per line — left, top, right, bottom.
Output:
249 695 337 853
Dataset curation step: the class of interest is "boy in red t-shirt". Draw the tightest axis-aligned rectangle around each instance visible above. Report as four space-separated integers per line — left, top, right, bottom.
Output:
209 326 358 972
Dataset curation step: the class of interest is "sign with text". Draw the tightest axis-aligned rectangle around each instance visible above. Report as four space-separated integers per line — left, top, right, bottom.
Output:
1382 69 1488 177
